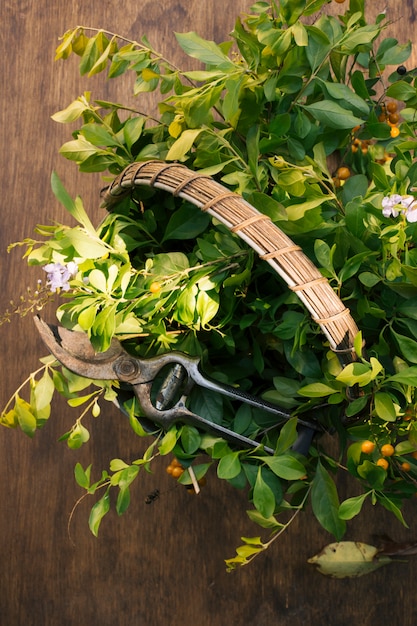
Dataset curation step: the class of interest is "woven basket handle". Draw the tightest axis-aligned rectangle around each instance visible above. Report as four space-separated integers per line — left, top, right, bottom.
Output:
101 160 360 365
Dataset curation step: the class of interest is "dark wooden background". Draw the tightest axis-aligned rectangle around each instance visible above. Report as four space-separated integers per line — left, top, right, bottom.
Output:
1 2 417 625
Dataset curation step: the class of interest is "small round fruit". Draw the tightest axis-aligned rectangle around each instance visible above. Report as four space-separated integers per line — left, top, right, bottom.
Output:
397 65 407 75
401 462 411 472
390 126 400 138
361 440 375 454
412 451 417 460
166 464 174 475
150 281 161 293
386 101 398 113
381 443 395 457
376 458 389 470
334 0 346 3
171 466 184 478
337 166 350 180
389 112 400 124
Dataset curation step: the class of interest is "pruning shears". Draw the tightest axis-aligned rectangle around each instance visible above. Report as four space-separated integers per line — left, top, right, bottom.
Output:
34 316 322 455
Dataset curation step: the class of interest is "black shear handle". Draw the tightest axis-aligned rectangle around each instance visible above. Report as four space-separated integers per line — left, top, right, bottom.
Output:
132 381 275 454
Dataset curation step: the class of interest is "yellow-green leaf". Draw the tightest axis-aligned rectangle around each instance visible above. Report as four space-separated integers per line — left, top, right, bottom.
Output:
308 541 392 578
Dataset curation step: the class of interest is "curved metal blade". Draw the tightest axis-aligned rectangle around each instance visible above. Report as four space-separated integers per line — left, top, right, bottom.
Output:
33 315 124 379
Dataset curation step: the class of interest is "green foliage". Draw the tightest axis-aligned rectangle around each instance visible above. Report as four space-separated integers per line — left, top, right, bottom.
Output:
4 0 417 572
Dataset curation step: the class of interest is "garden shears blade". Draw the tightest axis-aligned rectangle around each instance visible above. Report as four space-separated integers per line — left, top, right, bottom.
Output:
34 316 321 454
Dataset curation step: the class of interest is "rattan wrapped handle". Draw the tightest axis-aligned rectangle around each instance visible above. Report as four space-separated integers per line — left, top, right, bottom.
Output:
101 160 360 364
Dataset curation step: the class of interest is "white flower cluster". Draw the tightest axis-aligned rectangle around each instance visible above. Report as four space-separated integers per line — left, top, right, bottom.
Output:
382 194 417 223
43 261 78 292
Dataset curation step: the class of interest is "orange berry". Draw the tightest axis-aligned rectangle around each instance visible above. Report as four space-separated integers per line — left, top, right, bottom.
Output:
389 112 400 124
150 281 161 294
390 126 400 138
378 113 387 122
171 466 184 478
386 102 398 113
381 443 395 457
401 462 411 472
361 440 376 454
166 464 174 475
376 458 389 470
412 451 417 460
171 458 183 468
337 166 350 180
334 0 346 3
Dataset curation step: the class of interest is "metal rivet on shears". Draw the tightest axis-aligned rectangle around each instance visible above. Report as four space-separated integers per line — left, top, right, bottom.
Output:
114 357 140 380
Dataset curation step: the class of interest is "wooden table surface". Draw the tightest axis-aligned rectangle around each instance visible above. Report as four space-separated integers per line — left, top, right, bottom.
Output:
1 2 417 625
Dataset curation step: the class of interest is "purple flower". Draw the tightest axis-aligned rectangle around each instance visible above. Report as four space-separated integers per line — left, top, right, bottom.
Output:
43 261 78 292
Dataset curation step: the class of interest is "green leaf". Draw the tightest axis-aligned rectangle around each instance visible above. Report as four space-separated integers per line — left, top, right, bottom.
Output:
175 32 234 68
67 423 90 449
162 204 210 242
65 228 109 258
338 493 369 520
59 135 101 162
275 417 298 455
33 370 55 416
81 123 120 148
314 239 335 273
377 493 409 527
259 453 306 480
386 81 417 103
357 460 386 489
159 427 180 455
196 289 219 327
116 486 131 515
166 128 204 161
79 32 110 76
180 426 201 454
109 458 130 472
374 392 397 422
391 329 417 364
253 467 276 518
74 462 91 489
311 461 346 540
305 26 331 71
377 40 412 66
246 509 283 530
217 451 242 479
50 172 97 235
67 392 97 407
298 382 339 397
386 366 417 386
321 81 369 116
340 24 381 54
14 396 37 437
303 100 364 129
123 117 145 150
89 490 110 536
51 98 90 123
336 358 383 387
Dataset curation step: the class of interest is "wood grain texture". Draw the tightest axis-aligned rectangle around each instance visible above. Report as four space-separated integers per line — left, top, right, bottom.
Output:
1 2 417 625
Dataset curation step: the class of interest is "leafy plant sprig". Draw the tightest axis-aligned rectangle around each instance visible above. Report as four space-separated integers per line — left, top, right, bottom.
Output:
4 0 417 572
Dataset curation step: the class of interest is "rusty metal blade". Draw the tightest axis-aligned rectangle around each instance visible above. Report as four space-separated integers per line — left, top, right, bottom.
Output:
33 315 124 379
